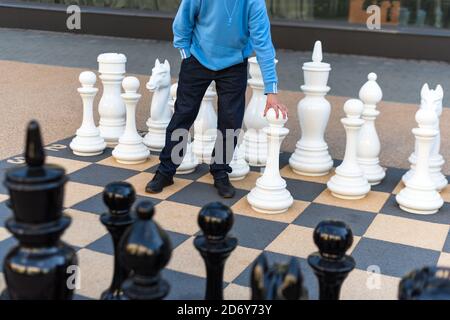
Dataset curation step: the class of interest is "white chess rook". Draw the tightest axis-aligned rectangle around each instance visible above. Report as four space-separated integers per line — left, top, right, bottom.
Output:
70 71 106 156
289 41 333 176
396 107 444 215
143 59 173 152
98 53 127 146
247 109 294 214
357 73 386 185
229 144 250 181
327 99 371 200
112 77 150 164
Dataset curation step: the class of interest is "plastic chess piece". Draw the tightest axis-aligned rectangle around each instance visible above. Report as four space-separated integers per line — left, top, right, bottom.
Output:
251 254 307 300
307 220 355 300
194 202 238 300
3 121 77 300
229 144 250 181
357 73 386 185
247 108 294 214
143 59 173 152
70 71 106 156
399 267 450 300
176 133 199 175
396 107 444 215
97 53 127 146
120 201 172 300
112 77 150 164
100 182 136 300
327 99 371 200
289 41 333 176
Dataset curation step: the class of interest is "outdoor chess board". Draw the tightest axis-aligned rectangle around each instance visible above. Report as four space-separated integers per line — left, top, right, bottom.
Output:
0 135 449 300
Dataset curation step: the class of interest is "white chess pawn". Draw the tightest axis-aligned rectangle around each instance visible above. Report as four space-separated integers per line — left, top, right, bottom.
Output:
70 71 106 156
97 53 127 146
247 109 293 214
289 41 333 176
112 77 150 164
327 99 371 200
357 73 386 185
143 59 173 152
396 108 444 215
229 144 250 181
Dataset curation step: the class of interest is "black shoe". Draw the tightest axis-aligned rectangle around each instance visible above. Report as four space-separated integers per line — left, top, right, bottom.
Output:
213 176 236 199
145 172 174 194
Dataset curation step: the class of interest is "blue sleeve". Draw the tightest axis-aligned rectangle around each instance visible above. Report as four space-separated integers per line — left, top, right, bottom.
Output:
173 0 201 59
248 0 278 94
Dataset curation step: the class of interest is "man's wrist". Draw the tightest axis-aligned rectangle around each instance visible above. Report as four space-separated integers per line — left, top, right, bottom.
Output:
179 47 191 60
264 82 278 95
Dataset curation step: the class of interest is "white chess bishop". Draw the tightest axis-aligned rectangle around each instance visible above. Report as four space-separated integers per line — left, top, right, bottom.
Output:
112 77 150 164
289 41 333 176
247 109 293 214
143 59 173 152
402 84 447 191
356 73 386 185
327 99 371 200
97 53 127 146
396 107 444 215
70 71 106 156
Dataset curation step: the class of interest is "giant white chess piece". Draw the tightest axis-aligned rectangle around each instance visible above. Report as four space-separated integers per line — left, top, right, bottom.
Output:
112 77 150 164
229 144 250 181
97 53 127 146
403 84 447 191
243 57 278 167
143 59 173 152
356 73 386 185
396 107 444 215
289 41 333 176
247 109 293 214
70 71 106 156
193 82 218 164
327 99 371 200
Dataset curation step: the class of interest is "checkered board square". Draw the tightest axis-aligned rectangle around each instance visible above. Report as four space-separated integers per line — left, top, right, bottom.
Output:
0 136 449 300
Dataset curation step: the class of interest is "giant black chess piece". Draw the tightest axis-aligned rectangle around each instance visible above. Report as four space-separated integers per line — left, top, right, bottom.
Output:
251 254 307 300
399 267 450 300
100 182 136 300
120 201 172 300
2 121 78 300
308 220 355 300
194 202 238 300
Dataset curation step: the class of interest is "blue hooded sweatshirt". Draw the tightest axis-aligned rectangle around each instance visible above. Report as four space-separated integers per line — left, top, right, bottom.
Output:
173 0 278 94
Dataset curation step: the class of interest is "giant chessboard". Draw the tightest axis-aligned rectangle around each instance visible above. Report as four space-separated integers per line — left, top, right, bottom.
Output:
0 136 449 300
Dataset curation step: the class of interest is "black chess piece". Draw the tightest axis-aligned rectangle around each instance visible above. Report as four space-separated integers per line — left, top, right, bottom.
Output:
120 201 172 300
194 202 238 300
251 253 307 300
307 220 355 300
100 182 136 300
2 120 77 300
399 267 450 300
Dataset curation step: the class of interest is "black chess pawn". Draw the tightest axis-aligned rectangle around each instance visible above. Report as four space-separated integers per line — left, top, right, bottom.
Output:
251 253 307 300
307 220 355 300
100 182 136 300
120 201 172 300
399 267 450 300
3 120 77 300
194 202 238 300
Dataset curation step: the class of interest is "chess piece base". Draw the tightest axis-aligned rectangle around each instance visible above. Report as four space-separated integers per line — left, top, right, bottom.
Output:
112 142 149 165
247 180 294 215
358 157 386 186
70 136 106 157
289 145 333 177
143 120 169 152
396 188 443 215
327 172 371 200
243 131 268 167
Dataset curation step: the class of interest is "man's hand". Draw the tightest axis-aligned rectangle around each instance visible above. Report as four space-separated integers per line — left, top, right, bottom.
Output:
264 93 288 119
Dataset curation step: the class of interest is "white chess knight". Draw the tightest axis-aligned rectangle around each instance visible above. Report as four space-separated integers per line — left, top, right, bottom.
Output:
356 73 386 185
143 59 173 152
327 99 371 200
97 53 127 146
243 57 278 167
193 82 218 164
70 71 106 156
402 84 447 191
112 77 150 164
289 41 333 176
247 109 293 214
396 107 444 215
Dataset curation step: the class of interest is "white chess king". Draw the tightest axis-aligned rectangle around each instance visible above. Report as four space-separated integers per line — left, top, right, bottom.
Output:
247 109 293 214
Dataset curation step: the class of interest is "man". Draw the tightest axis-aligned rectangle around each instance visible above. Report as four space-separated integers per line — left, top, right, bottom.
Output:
146 0 288 198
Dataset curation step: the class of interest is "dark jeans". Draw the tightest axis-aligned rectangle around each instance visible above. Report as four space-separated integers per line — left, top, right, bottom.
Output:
158 55 248 179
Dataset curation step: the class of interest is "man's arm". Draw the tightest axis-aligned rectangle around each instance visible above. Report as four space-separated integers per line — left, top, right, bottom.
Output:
173 0 201 59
